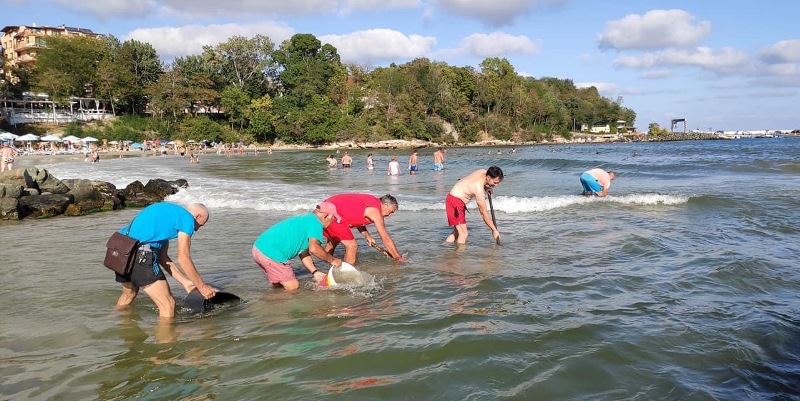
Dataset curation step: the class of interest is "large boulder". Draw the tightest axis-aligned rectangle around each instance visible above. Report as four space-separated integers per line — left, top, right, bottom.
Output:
0 167 37 189
0 167 69 194
0 167 189 221
0 183 23 199
61 179 122 215
17 193 75 219
33 168 70 194
122 178 184 208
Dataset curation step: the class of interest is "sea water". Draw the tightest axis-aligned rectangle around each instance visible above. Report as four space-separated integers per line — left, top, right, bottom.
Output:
1 138 799 400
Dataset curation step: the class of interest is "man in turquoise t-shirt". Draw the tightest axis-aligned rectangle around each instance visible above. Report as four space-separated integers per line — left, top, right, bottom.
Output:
253 202 343 290
115 202 216 318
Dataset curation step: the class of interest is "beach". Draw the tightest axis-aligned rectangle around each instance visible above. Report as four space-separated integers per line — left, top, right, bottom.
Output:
1 138 799 400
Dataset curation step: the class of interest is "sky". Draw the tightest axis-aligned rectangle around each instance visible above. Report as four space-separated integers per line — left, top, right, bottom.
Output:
2 0 799 132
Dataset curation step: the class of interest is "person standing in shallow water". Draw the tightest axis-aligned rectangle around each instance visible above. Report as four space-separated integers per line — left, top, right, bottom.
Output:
445 166 504 244
366 153 375 170
388 156 401 175
114 202 216 319
341 151 352 168
408 150 418 174
326 155 337 168
433 147 445 171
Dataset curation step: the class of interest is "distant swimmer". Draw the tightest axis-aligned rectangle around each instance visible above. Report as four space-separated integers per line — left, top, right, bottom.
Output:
388 156 401 175
445 166 504 244
341 151 352 168
408 150 418 174
326 154 337 169
580 168 615 197
433 147 445 171
366 153 375 170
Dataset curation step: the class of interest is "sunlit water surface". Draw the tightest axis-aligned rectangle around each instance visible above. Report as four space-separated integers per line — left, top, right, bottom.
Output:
2 139 799 400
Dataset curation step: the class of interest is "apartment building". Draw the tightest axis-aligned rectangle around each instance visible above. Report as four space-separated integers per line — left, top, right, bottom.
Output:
1 24 103 79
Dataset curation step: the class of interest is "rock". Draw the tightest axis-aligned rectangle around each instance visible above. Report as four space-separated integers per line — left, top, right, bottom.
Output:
0 167 37 189
0 198 19 219
62 179 123 214
121 178 183 208
0 167 188 221
33 168 70 194
0 183 23 199
17 193 75 219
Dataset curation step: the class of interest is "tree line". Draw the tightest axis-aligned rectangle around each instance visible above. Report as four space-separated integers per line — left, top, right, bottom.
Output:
1 33 636 145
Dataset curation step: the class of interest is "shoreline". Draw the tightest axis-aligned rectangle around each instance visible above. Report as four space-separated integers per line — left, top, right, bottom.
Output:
7 132 737 165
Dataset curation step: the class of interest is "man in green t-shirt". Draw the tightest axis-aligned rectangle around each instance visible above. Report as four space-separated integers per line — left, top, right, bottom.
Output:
252 202 343 290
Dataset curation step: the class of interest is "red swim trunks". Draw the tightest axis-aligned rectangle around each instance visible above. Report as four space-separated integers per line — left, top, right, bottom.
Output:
323 220 355 241
446 193 467 226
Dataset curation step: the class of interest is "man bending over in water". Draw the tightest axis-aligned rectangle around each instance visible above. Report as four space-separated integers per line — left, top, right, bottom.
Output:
445 166 504 244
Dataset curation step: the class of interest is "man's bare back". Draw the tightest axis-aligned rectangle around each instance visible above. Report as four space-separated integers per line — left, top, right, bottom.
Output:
449 169 489 204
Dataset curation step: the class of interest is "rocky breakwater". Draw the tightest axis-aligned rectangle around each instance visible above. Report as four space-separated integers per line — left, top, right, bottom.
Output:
0 167 188 220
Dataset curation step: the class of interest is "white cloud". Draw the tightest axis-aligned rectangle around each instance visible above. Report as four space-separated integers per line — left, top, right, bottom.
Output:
576 82 618 94
53 0 156 19
320 29 436 65
614 47 750 74
760 39 800 63
158 0 419 19
598 9 711 50
449 32 540 58
431 0 565 27
341 0 422 13
639 70 673 79
125 22 295 59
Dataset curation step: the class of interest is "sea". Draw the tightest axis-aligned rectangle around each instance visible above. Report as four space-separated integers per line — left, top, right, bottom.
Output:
1 138 799 400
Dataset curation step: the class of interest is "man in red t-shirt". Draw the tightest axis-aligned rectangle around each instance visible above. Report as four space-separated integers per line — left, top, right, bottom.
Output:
323 193 406 264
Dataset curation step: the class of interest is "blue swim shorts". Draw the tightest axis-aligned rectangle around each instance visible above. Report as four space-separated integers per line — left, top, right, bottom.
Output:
434 163 444 171
580 172 602 194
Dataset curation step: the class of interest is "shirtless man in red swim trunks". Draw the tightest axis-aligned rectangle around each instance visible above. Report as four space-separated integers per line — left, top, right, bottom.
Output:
323 193 406 264
445 166 504 244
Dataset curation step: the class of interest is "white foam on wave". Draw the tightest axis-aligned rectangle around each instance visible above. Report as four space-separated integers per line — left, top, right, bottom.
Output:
396 193 690 214
609 193 689 206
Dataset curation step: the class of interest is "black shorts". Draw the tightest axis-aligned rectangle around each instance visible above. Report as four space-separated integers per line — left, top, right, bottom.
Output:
115 248 166 288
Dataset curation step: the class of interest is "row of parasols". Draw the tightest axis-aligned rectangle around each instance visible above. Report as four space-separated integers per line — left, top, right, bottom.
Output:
0 131 99 143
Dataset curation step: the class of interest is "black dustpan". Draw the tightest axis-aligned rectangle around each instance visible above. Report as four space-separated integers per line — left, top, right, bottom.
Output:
184 288 241 314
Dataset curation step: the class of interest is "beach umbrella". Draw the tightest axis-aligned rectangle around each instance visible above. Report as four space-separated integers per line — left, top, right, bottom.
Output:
131 142 143 149
81 136 98 142
0 132 19 141
62 135 81 142
40 133 62 142
108 140 119 145
17 133 40 141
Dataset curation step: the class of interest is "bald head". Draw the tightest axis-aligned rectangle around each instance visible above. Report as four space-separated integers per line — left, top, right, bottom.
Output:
187 203 209 229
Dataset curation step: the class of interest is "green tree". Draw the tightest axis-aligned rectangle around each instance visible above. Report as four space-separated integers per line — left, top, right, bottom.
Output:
220 85 250 130
117 40 161 114
32 36 105 101
203 35 277 97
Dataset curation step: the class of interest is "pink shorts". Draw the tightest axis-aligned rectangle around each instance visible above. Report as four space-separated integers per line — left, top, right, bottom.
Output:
252 246 295 284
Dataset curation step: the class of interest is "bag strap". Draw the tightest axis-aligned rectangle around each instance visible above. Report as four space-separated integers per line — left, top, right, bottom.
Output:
125 215 137 237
